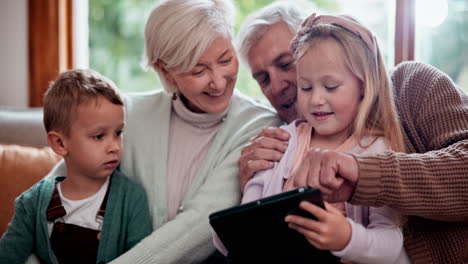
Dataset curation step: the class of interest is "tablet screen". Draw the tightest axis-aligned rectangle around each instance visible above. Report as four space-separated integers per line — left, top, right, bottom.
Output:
210 186 339 263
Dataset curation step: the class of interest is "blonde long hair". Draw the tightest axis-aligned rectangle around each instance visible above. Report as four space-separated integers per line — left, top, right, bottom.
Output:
292 22 406 152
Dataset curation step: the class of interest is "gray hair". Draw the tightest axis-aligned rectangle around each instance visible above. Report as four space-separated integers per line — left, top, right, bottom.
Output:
143 0 236 93
236 1 307 70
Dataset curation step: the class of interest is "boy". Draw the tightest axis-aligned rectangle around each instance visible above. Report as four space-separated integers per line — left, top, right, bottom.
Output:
0 69 152 263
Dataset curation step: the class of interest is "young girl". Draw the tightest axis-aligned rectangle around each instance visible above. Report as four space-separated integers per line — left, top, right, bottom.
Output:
221 14 410 263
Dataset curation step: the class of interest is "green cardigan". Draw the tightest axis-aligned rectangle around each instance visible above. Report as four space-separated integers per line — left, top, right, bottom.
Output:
0 169 152 264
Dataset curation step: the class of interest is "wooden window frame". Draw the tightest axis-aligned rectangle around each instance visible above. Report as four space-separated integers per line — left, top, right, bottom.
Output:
28 0 73 107
395 0 416 65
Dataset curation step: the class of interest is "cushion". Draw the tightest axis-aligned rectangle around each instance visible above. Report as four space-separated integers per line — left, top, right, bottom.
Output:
0 108 48 147
0 144 62 237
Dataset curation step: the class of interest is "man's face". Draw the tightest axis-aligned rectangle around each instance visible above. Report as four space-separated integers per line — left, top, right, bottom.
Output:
247 22 298 123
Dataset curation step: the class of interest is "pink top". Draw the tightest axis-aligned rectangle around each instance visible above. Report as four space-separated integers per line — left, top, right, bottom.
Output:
214 120 409 263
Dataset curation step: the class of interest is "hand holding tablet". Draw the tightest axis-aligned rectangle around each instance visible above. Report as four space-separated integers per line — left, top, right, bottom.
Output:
210 186 340 263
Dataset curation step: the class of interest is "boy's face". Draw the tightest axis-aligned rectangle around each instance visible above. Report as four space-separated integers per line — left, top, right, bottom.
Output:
63 97 125 181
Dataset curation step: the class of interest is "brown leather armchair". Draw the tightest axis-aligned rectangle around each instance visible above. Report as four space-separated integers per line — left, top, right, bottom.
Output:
0 108 61 237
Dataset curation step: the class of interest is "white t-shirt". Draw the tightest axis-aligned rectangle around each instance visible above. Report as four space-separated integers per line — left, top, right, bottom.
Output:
47 176 110 236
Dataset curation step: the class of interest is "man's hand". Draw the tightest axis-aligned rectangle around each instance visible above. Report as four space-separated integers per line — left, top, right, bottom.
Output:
284 148 359 203
239 127 290 192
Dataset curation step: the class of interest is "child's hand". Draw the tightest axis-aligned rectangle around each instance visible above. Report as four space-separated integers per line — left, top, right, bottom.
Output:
285 201 351 251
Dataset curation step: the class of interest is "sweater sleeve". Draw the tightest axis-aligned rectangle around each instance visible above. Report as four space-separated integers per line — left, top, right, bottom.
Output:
351 62 468 222
332 207 408 264
0 195 37 263
213 121 294 257
212 168 272 256
110 112 281 264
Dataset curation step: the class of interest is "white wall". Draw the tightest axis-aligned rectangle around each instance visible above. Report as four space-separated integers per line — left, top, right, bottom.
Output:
0 0 28 107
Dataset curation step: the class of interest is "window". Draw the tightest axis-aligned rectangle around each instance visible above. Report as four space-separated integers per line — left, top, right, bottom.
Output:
415 0 468 92
28 0 468 106
88 0 159 93
28 0 73 107
88 0 397 98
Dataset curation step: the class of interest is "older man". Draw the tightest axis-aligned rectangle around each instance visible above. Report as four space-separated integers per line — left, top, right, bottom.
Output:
238 2 468 264
236 2 305 187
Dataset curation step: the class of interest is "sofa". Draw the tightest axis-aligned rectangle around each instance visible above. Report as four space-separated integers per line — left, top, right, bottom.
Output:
0 108 62 237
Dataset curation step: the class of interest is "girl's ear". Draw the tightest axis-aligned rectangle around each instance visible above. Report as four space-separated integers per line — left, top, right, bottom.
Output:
155 60 176 86
47 131 68 157
359 81 365 99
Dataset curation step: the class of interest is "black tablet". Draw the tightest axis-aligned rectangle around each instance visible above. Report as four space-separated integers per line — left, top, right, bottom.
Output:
209 186 339 263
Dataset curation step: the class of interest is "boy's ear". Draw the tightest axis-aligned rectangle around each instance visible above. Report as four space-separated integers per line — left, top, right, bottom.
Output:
47 131 68 157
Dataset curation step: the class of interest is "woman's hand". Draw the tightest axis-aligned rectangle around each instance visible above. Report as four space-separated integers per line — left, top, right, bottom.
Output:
285 201 351 251
238 127 290 192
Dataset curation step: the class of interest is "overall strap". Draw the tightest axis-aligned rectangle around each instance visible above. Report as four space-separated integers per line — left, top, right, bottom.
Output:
46 182 66 221
47 177 112 221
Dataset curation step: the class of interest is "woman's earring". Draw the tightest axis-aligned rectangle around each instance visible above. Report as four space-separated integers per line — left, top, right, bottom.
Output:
172 93 178 100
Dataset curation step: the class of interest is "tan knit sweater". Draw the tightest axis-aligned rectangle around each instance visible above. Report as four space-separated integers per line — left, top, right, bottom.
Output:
351 62 468 264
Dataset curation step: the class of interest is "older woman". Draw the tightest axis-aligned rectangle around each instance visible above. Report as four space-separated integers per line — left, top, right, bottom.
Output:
43 0 281 263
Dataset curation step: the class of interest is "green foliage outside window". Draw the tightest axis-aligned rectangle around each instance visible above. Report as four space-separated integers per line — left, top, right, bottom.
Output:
89 0 159 93
89 0 468 97
88 0 337 98
415 0 468 92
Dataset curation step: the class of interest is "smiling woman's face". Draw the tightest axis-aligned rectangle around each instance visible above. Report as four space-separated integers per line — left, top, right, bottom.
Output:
164 36 239 114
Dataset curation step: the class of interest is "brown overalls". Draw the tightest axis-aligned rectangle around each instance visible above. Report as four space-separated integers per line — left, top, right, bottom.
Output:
46 181 109 264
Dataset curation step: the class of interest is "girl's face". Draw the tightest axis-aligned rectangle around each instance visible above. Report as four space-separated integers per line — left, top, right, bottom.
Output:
296 39 363 143
164 36 239 113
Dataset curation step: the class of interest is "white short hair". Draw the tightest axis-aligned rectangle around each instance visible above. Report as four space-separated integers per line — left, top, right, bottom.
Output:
143 0 236 93
236 1 308 71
